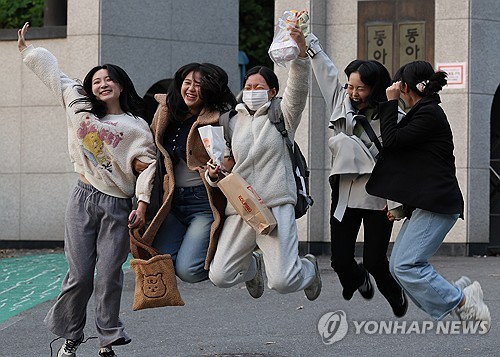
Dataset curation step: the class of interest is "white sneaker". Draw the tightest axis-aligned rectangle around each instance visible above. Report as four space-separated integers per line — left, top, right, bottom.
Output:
455 281 491 332
57 335 84 357
245 251 264 299
453 276 472 291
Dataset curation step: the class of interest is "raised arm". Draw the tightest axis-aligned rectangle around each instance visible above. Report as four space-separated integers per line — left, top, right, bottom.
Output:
18 22 82 110
280 25 310 132
17 22 29 52
306 33 346 117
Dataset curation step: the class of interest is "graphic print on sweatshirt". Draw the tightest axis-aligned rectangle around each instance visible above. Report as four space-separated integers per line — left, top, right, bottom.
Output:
77 116 124 172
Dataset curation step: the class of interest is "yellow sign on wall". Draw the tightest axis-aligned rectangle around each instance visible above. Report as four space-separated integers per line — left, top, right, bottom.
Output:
399 22 426 65
367 24 393 71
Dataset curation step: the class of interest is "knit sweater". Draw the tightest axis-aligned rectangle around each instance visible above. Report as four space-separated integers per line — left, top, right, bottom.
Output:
22 45 156 202
228 57 310 208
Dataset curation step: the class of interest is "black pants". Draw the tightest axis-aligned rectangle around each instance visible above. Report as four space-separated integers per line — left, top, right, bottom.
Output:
329 177 402 308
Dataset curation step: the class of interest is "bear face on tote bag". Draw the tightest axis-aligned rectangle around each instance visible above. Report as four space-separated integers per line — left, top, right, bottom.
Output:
129 228 184 310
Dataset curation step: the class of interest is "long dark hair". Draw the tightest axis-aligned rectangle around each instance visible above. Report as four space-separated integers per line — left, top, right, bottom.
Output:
394 61 447 96
344 60 391 106
167 63 236 122
70 64 146 119
243 65 279 95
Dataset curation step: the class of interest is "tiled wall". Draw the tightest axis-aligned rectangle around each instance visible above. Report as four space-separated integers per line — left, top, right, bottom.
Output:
2 0 499 252
0 0 238 243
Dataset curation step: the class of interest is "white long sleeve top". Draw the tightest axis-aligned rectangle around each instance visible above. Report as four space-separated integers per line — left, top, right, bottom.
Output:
227 57 310 208
22 45 156 202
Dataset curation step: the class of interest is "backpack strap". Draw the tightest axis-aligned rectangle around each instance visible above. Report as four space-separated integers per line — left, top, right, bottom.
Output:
268 98 314 213
219 109 237 152
268 98 296 166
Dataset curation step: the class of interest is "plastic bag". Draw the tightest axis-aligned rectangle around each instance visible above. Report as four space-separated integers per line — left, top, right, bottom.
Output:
268 11 300 67
198 125 225 167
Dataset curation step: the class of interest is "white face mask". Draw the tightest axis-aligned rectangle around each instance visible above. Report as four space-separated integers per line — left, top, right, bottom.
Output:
242 90 269 111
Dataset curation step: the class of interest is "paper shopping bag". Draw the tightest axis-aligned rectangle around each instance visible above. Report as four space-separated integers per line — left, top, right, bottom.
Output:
198 125 225 167
217 172 277 235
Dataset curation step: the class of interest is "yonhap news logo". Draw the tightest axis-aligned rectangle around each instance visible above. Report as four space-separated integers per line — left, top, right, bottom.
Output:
317 310 489 345
317 310 349 344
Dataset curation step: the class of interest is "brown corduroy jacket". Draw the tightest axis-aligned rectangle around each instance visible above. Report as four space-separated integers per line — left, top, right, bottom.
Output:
140 94 227 270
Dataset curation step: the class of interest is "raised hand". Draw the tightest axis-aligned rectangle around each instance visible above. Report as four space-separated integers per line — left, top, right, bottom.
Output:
289 25 307 58
17 22 29 52
297 10 310 36
386 81 402 101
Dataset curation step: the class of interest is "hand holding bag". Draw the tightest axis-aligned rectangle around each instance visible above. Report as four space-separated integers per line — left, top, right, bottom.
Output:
129 228 184 310
198 125 225 168
217 172 277 235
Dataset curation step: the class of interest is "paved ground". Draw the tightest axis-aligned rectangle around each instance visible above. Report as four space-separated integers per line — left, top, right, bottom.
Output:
0 253 498 357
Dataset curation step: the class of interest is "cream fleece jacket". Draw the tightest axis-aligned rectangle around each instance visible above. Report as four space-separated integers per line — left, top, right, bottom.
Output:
22 45 156 202
228 57 310 208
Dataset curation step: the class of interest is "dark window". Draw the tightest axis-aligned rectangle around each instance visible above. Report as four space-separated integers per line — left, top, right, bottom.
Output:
0 0 67 40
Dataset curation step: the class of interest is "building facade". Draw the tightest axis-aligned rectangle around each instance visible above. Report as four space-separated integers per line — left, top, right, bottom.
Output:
278 0 500 256
1 0 500 256
0 0 239 247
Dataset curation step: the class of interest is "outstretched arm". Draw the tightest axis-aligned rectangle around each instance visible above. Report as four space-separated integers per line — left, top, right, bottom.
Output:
289 24 307 58
306 33 346 118
18 22 83 110
17 22 29 52
280 24 310 132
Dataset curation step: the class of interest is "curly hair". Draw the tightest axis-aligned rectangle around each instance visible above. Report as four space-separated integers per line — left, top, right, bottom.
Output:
167 63 236 122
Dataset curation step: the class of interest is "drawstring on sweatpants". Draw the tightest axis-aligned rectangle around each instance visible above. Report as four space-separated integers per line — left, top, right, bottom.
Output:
84 187 98 216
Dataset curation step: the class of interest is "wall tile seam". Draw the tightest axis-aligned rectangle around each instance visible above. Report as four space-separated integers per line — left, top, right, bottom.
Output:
15 105 63 109
467 92 496 98
65 33 100 38
469 17 500 23
435 17 471 21
100 34 239 46
325 21 357 26
17 171 73 174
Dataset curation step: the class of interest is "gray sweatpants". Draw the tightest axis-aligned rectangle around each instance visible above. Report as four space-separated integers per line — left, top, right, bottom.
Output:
209 204 316 293
44 180 132 347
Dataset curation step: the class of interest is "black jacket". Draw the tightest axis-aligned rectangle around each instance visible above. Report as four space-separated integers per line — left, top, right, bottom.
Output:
366 95 464 216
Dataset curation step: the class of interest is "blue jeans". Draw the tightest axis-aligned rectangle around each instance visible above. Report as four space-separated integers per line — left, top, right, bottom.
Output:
152 185 213 283
389 208 463 320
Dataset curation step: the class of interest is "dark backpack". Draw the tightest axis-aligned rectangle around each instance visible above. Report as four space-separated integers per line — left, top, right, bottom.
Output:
220 98 314 219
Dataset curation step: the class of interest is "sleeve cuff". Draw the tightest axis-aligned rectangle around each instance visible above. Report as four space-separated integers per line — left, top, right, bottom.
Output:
204 169 219 187
305 33 322 58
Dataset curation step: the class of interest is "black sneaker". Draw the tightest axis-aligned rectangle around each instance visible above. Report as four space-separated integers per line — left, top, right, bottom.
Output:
99 347 117 357
245 251 264 299
392 289 408 318
304 254 322 301
57 334 84 357
357 264 374 300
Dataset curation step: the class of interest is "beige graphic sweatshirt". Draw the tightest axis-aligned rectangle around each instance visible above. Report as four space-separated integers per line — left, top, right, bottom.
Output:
22 45 156 202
